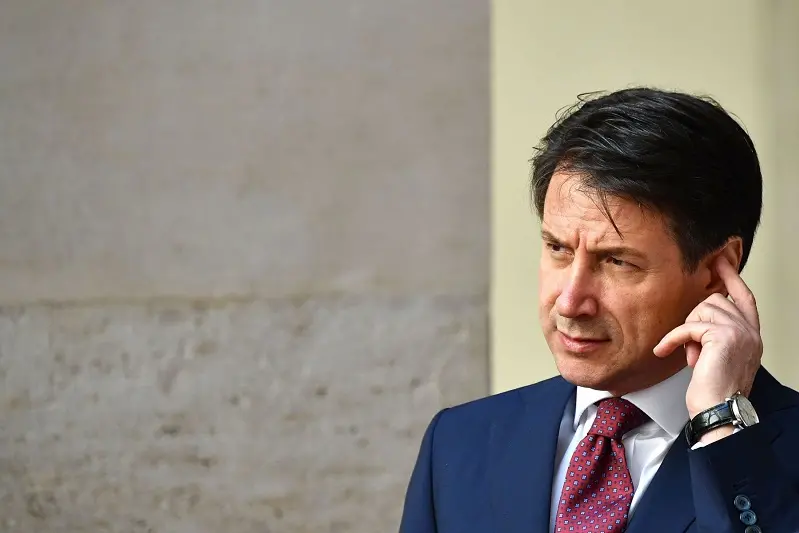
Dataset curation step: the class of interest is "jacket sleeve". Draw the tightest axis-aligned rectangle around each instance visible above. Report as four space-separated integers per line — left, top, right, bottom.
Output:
398 409 447 533
689 422 799 532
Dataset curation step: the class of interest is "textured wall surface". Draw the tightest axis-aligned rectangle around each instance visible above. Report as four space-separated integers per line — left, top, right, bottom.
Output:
0 1 489 532
0 297 486 532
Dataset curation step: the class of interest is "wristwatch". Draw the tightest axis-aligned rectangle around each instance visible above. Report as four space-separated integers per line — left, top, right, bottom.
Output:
684 392 759 447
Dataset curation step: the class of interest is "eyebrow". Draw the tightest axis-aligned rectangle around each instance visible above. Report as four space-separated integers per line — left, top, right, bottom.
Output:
540 229 648 259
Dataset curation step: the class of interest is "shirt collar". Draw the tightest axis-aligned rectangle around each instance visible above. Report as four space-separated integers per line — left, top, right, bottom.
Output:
574 365 693 438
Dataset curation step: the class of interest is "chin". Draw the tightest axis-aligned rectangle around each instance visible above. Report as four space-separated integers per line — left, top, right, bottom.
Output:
558 367 610 390
552 350 617 391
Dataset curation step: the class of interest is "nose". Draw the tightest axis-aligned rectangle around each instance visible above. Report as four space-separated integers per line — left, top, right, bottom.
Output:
555 256 598 318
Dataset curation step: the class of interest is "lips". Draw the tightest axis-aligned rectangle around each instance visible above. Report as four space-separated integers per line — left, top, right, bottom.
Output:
563 334 605 342
557 331 610 354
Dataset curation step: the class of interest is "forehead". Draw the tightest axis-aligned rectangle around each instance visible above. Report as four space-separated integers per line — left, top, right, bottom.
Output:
542 172 672 247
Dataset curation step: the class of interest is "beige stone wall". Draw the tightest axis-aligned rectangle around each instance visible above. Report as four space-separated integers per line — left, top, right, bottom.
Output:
0 2 489 532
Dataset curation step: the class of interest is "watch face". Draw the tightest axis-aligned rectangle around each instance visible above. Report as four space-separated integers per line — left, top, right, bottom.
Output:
732 395 759 427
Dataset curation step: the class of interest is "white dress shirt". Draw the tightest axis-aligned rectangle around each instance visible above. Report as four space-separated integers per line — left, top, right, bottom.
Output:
549 366 694 531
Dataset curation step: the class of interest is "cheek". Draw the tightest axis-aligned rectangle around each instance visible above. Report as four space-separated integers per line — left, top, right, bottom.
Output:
616 288 685 344
538 266 559 307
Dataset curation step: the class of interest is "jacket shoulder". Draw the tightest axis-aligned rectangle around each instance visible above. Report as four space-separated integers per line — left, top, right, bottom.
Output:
432 375 572 438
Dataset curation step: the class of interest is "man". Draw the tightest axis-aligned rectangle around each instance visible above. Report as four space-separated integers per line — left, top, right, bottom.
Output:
399 88 799 533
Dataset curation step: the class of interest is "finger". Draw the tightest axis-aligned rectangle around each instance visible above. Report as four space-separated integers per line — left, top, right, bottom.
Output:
653 321 715 357
685 341 701 367
685 300 740 326
716 256 760 329
705 292 743 317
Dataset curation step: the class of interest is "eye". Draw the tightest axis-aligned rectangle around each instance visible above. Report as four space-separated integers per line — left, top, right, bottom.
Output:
546 242 568 254
605 256 638 269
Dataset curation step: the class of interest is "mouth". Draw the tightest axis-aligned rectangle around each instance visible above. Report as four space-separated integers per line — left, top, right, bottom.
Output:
556 331 610 354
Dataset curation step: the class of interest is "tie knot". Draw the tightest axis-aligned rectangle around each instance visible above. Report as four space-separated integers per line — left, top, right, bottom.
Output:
588 398 648 440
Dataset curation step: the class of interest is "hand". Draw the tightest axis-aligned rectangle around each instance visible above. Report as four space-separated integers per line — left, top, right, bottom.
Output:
653 256 763 423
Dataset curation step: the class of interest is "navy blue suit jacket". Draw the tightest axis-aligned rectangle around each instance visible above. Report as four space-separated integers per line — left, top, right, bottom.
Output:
399 367 799 532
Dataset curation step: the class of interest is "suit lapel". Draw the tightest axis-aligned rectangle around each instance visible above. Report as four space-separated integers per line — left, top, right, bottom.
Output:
624 433 695 533
489 377 575 533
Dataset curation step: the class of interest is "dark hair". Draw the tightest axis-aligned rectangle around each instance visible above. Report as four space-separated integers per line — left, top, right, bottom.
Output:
530 87 763 272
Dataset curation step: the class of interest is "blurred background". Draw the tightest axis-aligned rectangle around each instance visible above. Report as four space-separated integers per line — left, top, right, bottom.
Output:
0 1 795 532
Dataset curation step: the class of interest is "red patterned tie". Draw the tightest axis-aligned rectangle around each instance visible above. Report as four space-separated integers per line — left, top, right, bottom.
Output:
554 397 648 532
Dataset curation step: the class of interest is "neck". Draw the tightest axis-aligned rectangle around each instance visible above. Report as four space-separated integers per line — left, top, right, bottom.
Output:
607 355 687 397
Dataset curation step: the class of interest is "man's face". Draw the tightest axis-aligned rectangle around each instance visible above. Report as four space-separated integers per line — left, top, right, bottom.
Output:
539 171 709 395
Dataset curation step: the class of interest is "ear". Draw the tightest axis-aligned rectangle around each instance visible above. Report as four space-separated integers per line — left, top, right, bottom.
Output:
702 237 744 295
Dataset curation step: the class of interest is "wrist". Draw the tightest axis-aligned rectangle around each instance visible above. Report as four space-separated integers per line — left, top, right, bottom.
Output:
696 423 735 445
684 392 759 447
687 393 737 419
